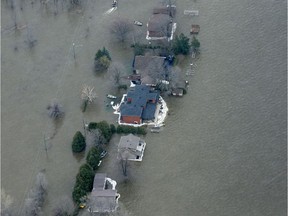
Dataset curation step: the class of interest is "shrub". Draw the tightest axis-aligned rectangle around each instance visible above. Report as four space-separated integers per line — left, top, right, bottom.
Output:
72 131 86 153
191 36 200 52
88 121 112 142
118 84 128 90
116 125 147 135
172 33 190 55
86 147 101 171
72 185 87 204
94 47 112 72
110 124 116 134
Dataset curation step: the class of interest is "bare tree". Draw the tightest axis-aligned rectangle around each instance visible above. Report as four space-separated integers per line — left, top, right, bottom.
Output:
1 189 15 216
119 150 130 176
52 196 74 216
86 129 106 148
108 62 126 87
81 85 97 112
47 99 64 119
110 18 133 43
22 171 48 216
25 25 37 49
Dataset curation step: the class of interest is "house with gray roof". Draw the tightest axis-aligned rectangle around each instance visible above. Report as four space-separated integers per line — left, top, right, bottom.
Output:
119 85 160 124
118 134 146 161
88 173 120 213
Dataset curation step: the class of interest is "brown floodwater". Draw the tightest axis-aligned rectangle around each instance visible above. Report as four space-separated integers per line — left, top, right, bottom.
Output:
1 0 286 215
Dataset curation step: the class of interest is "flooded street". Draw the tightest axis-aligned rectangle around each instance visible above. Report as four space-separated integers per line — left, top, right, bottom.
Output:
1 0 286 215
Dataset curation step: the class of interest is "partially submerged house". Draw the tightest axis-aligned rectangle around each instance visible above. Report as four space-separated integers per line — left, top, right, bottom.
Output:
88 173 120 213
146 6 177 41
153 6 176 17
133 55 166 85
119 85 160 124
118 134 146 161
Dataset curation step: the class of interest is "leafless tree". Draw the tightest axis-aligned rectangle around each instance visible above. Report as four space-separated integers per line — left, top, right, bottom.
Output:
110 18 133 43
108 62 126 87
22 171 48 216
81 85 97 112
81 85 97 103
25 25 37 49
1 189 16 216
52 196 74 216
47 99 64 119
86 129 106 148
118 150 130 176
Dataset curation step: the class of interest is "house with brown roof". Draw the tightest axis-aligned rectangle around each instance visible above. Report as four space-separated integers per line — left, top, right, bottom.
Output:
146 5 177 41
133 55 166 85
88 173 120 213
153 6 176 17
118 134 146 161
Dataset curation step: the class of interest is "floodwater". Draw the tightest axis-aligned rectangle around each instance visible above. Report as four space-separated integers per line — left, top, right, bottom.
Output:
1 0 286 215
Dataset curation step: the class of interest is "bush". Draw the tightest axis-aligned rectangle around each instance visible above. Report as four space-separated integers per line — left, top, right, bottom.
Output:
118 84 128 90
116 125 147 135
94 47 112 72
88 121 112 142
72 185 87 204
191 36 200 52
172 33 190 55
72 131 86 153
110 124 116 134
86 147 101 171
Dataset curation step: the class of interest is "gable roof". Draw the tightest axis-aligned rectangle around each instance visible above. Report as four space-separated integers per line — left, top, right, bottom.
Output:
89 173 119 213
147 14 171 33
118 134 140 149
120 85 160 121
153 6 176 17
134 55 166 71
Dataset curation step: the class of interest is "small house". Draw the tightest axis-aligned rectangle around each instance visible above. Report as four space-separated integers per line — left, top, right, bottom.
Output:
118 134 146 161
153 6 176 17
146 14 174 41
88 173 120 213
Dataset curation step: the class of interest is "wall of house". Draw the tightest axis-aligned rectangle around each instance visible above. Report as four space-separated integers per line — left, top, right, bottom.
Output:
122 116 141 124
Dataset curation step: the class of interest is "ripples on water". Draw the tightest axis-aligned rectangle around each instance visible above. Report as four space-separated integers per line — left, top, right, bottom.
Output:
1 0 286 215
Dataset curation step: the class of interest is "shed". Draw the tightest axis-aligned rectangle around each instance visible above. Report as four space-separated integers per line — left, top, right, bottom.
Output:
190 24 200 34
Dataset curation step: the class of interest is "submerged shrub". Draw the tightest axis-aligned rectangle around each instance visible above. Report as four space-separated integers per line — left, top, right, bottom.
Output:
72 131 86 153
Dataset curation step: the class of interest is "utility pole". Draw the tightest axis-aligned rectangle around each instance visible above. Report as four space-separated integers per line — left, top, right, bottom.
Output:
72 43 76 59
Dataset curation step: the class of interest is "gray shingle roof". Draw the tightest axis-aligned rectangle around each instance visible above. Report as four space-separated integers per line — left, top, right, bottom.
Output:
118 134 140 149
120 85 159 121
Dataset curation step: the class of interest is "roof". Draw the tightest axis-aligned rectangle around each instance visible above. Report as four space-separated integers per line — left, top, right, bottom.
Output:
93 173 107 190
142 103 157 120
89 173 119 213
147 14 171 33
190 24 200 34
118 134 140 149
120 85 160 121
153 6 176 17
134 55 166 71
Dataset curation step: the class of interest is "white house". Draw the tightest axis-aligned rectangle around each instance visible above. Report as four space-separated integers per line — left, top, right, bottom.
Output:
118 134 146 161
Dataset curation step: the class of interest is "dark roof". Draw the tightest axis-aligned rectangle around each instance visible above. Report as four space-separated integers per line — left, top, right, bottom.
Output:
134 55 166 71
93 173 106 190
142 103 157 120
120 104 143 117
153 6 176 17
147 14 171 32
120 85 159 121
190 24 200 34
